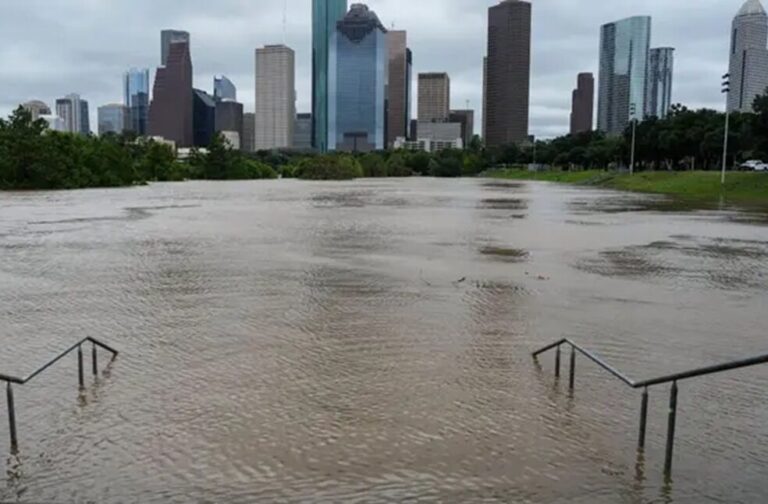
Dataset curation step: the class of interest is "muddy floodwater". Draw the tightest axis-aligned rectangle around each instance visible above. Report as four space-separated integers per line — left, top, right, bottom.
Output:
0 178 766 503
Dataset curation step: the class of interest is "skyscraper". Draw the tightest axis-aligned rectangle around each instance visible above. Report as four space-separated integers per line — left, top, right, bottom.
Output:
570 73 594 134
214 75 237 101
98 104 130 135
387 30 410 146
193 89 216 147
312 0 348 152
148 39 194 147
486 0 532 147
242 113 255 152
255 44 296 150
328 3 388 152
124 68 150 135
216 100 244 149
418 73 450 122
646 48 674 119
55 94 90 135
449 109 475 146
597 16 651 135
482 56 488 141
294 113 313 150
161 30 190 66
728 0 768 112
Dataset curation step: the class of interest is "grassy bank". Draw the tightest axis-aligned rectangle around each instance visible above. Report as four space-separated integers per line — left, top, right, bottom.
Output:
486 169 768 206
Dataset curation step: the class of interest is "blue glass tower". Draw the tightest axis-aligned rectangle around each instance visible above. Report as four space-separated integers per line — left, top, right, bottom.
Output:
312 0 348 152
597 16 651 135
328 4 388 152
124 68 150 135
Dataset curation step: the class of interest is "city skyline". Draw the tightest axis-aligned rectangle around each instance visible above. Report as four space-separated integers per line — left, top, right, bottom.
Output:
0 0 754 139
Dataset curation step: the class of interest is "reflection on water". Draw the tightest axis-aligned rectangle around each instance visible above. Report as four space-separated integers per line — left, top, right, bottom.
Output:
0 178 766 503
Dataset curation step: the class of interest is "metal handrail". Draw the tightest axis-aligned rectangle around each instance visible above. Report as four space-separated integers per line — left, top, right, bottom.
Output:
1 337 118 454
532 338 768 479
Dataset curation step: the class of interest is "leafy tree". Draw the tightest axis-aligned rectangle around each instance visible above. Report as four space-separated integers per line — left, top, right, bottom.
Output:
406 151 432 175
295 154 363 180
386 152 411 177
360 152 388 177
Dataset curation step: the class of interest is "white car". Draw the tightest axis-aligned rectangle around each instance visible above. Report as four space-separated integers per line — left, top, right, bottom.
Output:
754 163 768 172
741 159 764 170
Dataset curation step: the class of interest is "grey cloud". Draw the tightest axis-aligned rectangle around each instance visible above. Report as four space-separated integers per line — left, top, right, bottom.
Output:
0 0 742 138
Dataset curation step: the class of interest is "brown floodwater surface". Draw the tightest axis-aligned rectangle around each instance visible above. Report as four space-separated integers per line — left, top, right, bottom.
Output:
0 178 766 503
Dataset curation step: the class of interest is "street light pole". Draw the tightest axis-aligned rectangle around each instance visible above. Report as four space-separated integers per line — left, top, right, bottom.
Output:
721 74 731 185
630 103 637 176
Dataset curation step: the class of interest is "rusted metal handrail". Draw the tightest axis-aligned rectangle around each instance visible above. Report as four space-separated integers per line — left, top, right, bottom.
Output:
533 338 768 478
1 337 118 453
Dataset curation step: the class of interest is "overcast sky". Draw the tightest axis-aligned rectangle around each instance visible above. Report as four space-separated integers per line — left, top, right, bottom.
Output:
0 0 744 138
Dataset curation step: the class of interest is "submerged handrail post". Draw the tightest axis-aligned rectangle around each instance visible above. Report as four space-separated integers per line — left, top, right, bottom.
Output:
6 383 18 454
0 337 119 455
77 345 85 390
638 387 649 450
664 382 679 478
569 345 576 390
533 337 768 479
92 342 98 376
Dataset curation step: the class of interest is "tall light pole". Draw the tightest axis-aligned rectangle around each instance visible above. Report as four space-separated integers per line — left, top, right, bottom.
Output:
721 74 731 185
629 103 637 176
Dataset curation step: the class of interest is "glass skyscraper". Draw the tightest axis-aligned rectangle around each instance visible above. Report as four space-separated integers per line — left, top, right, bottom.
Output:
214 75 237 101
312 0 348 152
124 68 150 135
328 4 388 152
597 16 651 135
193 89 216 147
98 104 130 135
646 48 674 119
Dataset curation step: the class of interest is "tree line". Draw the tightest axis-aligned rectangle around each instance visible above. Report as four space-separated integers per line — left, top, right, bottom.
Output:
0 108 284 190
489 91 768 171
5 90 768 190
0 106 488 189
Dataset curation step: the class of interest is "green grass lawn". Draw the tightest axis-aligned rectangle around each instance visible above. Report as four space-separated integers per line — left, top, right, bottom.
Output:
485 169 768 207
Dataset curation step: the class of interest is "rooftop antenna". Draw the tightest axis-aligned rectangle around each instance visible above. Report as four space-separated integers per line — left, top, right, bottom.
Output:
283 0 288 44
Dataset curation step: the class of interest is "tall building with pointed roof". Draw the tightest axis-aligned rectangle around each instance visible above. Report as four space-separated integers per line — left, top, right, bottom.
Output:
148 39 193 147
728 0 768 112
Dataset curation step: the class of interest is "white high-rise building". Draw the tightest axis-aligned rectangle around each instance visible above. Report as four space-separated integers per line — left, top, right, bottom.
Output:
55 93 90 134
254 45 296 150
728 0 768 112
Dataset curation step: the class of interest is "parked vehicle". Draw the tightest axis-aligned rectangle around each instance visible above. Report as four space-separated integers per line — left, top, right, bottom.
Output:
754 163 768 172
740 160 764 170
